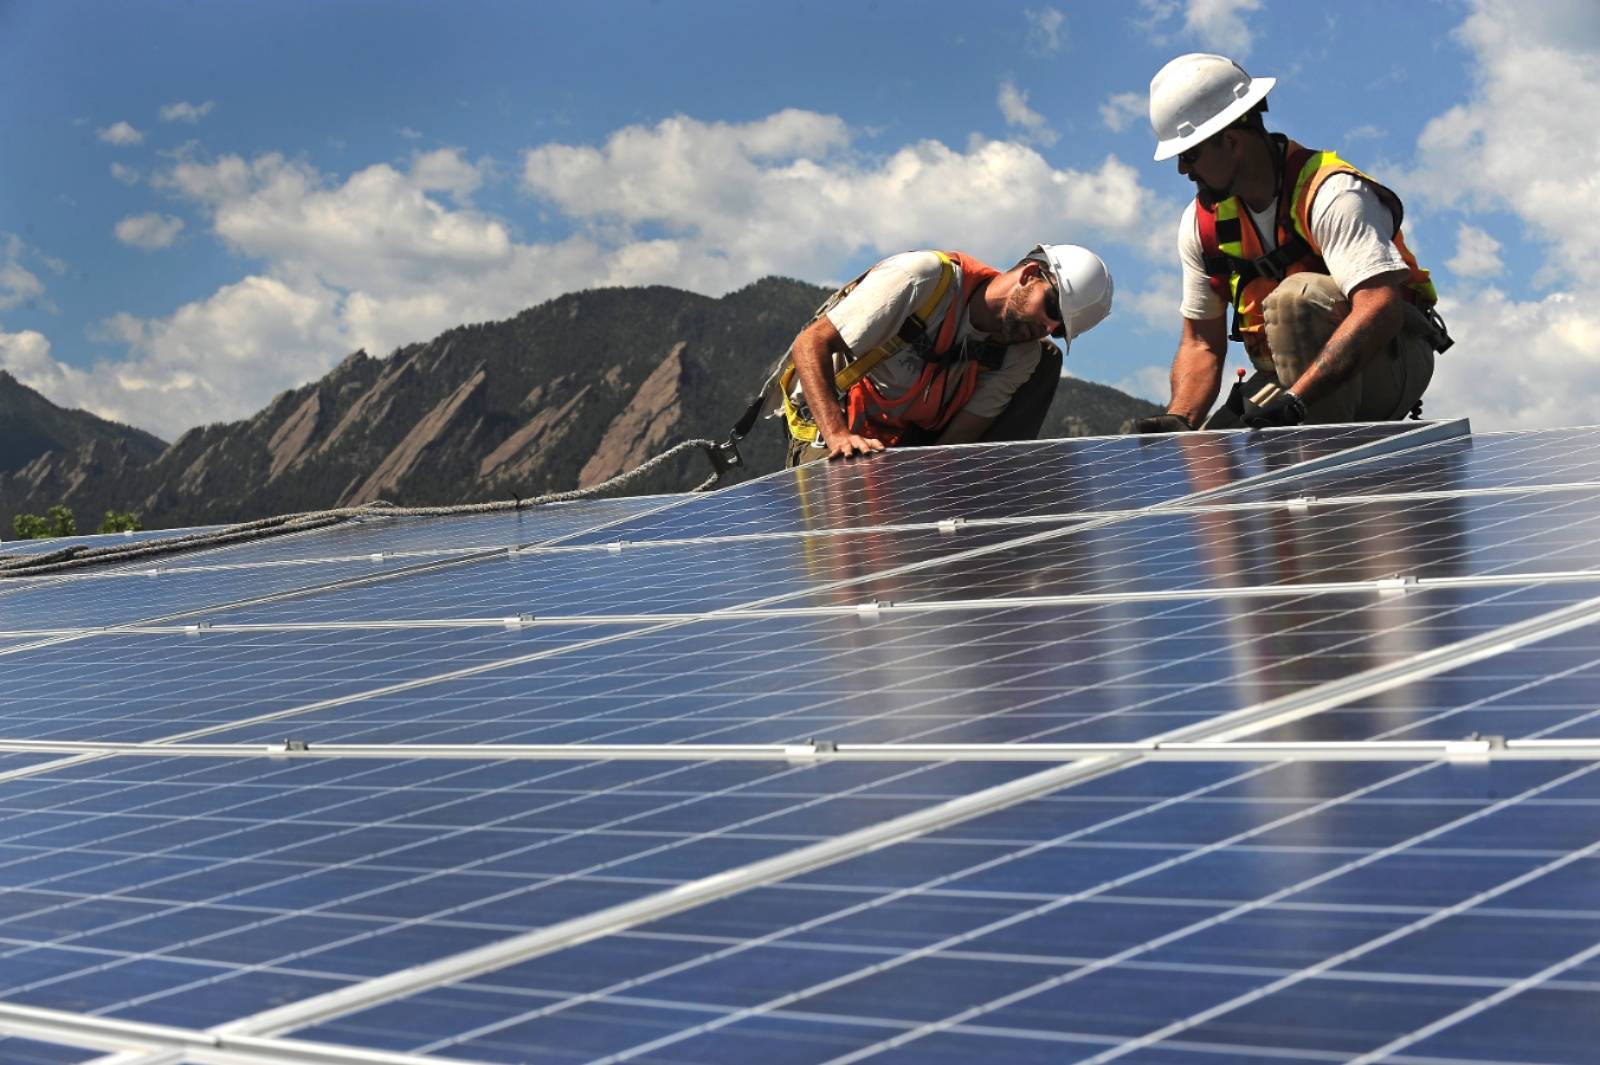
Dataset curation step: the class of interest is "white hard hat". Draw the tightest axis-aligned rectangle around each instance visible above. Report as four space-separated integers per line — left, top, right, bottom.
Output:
1149 53 1275 162
1025 244 1113 349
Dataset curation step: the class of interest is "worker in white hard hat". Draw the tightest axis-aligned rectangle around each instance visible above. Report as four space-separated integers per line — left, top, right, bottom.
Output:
1128 53 1450 433
777 244 1113 464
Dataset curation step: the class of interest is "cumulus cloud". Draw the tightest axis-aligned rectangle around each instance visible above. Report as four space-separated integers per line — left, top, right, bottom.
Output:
114 213 186 250
1124 270 1184 332
409 147 486 204
0 235 50 312
63 108 1172 437
97 121 144 147
1447 224 1503 278
159 100 215 124
1100 92 1147 133
998 80 1058 147
1425 288 1600 429
1410 0 1600 285
522 110 1170 289
1116 364 1172 404
1024 7 1066 54
1138 0 1261 58
1403 0 1600 429
110 162 141 186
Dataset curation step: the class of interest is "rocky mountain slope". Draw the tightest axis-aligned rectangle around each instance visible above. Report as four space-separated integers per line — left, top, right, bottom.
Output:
0 279 1159 532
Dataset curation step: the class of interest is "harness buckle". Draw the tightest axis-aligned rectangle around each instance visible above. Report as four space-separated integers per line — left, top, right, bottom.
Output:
1252 251 1288 282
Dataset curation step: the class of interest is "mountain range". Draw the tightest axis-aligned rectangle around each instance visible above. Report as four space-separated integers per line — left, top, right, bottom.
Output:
0 278 1159 533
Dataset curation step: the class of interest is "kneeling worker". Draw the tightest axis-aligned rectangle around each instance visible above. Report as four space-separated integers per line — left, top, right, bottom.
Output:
782 244 1113 465
1131 54 1450 433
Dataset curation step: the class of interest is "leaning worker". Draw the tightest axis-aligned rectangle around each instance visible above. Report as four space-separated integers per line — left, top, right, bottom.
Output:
780 244 1113 465
1129 54 1451 434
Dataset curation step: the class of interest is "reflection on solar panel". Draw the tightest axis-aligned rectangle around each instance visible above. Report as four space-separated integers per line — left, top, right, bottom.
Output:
2 419 1597 1064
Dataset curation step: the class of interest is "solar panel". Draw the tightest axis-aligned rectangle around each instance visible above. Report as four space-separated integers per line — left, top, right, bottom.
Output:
287 758 1600 1064
0 755 1039 1027
180 585 1600 748
0 1036 103 1064
1 421 1596 1064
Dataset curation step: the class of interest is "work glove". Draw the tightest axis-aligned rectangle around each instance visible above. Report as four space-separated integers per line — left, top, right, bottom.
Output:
1124 413 1193 434
1242 390 1308 429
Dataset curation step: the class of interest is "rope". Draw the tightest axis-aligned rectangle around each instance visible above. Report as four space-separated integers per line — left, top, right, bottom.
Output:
0 438 732 580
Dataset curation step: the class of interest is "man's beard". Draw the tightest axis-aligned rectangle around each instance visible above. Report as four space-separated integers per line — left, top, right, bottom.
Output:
1194 174 1234 208
997 290 1050 344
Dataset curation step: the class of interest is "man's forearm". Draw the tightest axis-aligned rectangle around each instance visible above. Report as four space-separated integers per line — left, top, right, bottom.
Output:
791 331 848 440
1168 339 1225 426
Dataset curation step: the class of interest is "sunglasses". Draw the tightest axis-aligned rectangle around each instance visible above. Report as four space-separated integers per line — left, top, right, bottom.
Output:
1177 138 1212 167
1044 282 1061 324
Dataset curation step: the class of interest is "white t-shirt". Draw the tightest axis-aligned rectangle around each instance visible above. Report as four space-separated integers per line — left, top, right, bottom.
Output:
1178 173 1409 321
808 251 1043 421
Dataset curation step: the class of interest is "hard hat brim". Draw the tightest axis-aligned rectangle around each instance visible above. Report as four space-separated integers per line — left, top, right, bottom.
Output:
1152 75 1275 162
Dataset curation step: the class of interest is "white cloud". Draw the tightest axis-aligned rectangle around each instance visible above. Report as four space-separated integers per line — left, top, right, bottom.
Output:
1402 0 1600 429
97 121 144 147
1137 0 1261 58
1447 224 1503 278
1125 270 1183 331
68 108 1172 437
110 162 141 186
1409 0 1600 286
398 127 423 140
159 100 215 124
0 328 60 382
1184 0 1262 55
1100 92 1147 133
1425 287 1600 429
997 80 1058 147
114 213 186 251
0 235 49 312
1115 364 1172 404
1343 123 1383 143
522 110 1171 288
1024 7 1066 54
409 147 486 204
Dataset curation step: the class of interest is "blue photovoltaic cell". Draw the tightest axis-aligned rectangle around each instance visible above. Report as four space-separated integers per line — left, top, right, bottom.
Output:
845 489 1600 607
0 753 69 775
199 523 1050 626
193 583 1596 749
1227 425 1600 503
0 755 1037 1028
142 494 685 568
292 758 1600 1065
3 421 1597 1061
1251 616 1600 743
562 423 1427 543
0 623 635 742
0 557 415 631
0 1037 101 1064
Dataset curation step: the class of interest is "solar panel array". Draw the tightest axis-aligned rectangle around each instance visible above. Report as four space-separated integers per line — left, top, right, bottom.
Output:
1 419 1597 1065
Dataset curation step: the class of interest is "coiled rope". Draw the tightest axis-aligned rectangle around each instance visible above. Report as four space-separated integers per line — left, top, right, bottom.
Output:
0 437 735 579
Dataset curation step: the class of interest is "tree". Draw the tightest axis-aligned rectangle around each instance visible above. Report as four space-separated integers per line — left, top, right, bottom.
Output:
96 510 142 533
44 505 76 537
9 505 78 540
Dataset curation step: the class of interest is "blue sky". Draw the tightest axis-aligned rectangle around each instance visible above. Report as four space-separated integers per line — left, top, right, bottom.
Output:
2 0 1596 440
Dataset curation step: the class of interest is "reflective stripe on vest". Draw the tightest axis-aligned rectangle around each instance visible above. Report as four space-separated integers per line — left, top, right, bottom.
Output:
1197 139 1437 354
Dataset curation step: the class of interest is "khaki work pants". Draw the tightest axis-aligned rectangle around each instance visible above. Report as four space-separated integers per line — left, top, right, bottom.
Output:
1257 273 1435 424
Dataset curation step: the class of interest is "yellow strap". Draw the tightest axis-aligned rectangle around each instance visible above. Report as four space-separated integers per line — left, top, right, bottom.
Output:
776 252 958 441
